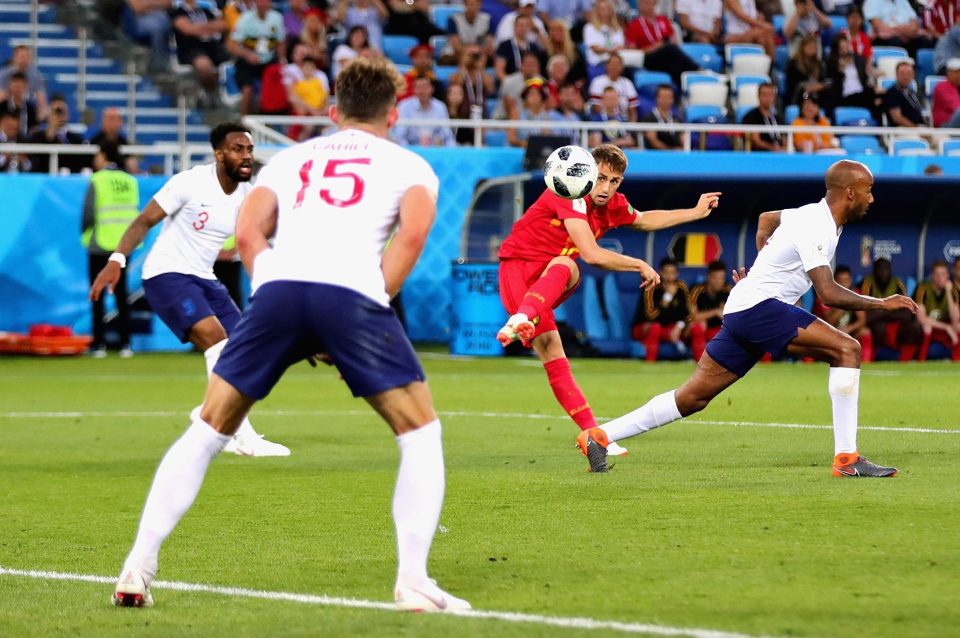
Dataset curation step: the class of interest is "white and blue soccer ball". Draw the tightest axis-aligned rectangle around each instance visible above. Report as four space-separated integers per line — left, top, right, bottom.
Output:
543 145 598 200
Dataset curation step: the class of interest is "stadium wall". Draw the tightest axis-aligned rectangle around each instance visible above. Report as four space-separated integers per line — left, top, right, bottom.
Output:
1 151 958 347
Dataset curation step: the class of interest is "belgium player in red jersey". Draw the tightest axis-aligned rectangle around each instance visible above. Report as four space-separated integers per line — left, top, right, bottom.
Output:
496 144 720 455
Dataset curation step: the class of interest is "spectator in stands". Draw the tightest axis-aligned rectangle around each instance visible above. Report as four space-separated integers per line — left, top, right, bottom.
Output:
883 61 925 127
588 85 638 147
0 45 48 122
841 7 873 66
743 82 785 151
861 257 924 360
172 0 230 108
792 93 837 152
332 25 369 79
537 0 592 29
687 260 730 362
544 54 572 107
724 0 777 57
932 58 960 127
915 260 960 360
631 258 690 362
0 110 31 172
643 84 685 150
495 14 545 81
544 19 586 84
126 0 173 70
583 0 625 79
89 107 129 165
444 83 475 145
283 0 310 37
399 43 443 100
285 49 330 140
0 72 39 137
449 45 496 115
228 0 287 116
825 32 881 120
336 0 387 51
495 0 548 46
507 79 553 147
293 8 330 64
441 0 494 65
677 0 724 46
224 0 255 36
786 35 829 104
28 95 86 174
384 0 444 44
935 26 960 74
625 0 701 88
495 50 544 119
588 53 639 121
785 0 832 53
394 75 456 146
863 0 936 59
548 81 587 143
923 0 960 38
954 256 960 292
814 265 874 362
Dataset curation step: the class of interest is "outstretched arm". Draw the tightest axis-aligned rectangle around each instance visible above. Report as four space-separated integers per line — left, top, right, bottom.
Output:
89 200 167 300
629 192 721 231
565 217 660 289
756 210 782 250
809 266 919 313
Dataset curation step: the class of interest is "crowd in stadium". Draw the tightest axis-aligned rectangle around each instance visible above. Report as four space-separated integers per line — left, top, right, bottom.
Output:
631 256 960 361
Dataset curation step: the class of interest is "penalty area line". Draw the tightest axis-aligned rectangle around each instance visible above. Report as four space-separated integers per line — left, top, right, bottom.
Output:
0 565 778 638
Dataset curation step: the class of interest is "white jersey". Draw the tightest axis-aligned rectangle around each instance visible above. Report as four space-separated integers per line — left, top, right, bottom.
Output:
142 163 253 280
725 199 841 314
251 128 439 306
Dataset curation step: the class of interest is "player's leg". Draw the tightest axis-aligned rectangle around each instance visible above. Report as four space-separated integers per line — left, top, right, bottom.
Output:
497 256 579 346
855 327 874 363
689 321 708 362
114 266 132 356
784 317 897 477
88 253 108 356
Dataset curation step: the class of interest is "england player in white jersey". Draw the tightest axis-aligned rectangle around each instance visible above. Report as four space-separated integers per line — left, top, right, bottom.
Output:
90 122 289 457
112 57 470 612
577 160 919 477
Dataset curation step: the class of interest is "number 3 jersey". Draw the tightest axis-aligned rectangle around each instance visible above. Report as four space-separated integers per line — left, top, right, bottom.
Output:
251 129 439 307
142 162 253 281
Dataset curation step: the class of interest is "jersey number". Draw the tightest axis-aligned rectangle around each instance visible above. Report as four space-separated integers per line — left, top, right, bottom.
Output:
294 158 371 209
193 211 209 231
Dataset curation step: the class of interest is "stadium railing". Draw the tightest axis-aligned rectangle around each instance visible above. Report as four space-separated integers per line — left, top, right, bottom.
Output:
0 142 213 174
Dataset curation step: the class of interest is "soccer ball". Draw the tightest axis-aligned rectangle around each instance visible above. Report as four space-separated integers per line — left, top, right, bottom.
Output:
543 145 598 200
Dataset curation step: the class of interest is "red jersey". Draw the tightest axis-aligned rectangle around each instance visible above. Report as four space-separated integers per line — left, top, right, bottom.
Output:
624 15 675 49
498 190 637 263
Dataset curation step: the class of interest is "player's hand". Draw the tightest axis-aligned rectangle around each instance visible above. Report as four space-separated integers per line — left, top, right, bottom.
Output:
880 294 918 314
695 192 721 217
731 267 747 283
945 326 958 345
638 263 660 290
89 262 121 301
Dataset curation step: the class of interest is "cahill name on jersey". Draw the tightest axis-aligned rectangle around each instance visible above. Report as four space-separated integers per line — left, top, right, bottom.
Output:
498 190 636 263
143 163 253 280
251 129 439 306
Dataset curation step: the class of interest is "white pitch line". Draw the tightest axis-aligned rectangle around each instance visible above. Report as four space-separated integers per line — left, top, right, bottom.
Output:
1 408 956 435
0 565 777 638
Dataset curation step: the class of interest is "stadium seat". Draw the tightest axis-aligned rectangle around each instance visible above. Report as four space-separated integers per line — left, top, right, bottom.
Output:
686 104 725 122
872 46 909 64
383 35 419 65
219 62 240 107
394 63 413 76
891 137 934 156
735 103 755 122
829 15 848 33
732 73 768 93
876 55 912 80
484 129 508 147
602 275 629 341
840 135 881 154
430 5 464 31
917 48 935 82
939 138 960 156
633 70 674 98
688 82 729 107
774 45 789 72
784 103 799 123
680 43 723 73
681 70 723 94
619 49 646 68
429 35 447 61
773 14 785 39
834 106 875 126
582 276 608 339
732 53 772 75
434 65 458 86
925 75 945 97
736 82 760 109
725 43 764 64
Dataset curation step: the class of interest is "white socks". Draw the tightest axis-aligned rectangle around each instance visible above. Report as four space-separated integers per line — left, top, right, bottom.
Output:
124 410 230 578
204 339 257 439
828 367 860 455
393 420 445 588
599 390 682 442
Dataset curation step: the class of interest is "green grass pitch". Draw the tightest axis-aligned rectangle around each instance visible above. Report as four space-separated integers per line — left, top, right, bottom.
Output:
0 352 957 637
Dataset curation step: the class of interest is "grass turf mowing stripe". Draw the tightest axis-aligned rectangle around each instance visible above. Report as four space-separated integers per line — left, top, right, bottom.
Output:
0 565 780 638
1 409 957 435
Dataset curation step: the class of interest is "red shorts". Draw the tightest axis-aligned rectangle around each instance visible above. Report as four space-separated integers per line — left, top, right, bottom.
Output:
498 259 579 340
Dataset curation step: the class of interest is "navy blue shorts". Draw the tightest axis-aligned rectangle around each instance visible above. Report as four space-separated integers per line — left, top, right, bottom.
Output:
213 281 426 400
705 298 817 377
143 273 241 342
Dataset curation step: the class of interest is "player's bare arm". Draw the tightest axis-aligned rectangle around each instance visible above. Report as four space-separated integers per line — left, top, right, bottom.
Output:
808 266 919 313
89 199 167 300
755 210 782 250
629 192 721 231
235 185 279 274
382 184 437 299
563 217 660 289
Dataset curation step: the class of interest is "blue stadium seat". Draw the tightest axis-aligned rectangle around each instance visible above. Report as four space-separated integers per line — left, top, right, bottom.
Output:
633 70 673 98
940 138 960 155
906 276 917 297
680 43 723 73
784 103 799 123
430 5 463 31
686 104 724 123
394 63 413 76
872 46 908 65
774 45 789 72
429 35 447 61
725 43 764 64
773 14 785 39
891 137 933 155
925 75 945 97
732 73 768 93
917 48 935 81
582 276 609 339
829 15 848 33
382 35 419 65
602 275 628 341
834 106 875 126
735 104 754 122
681 70 722 94
434 65 458 86
484 129 508 146
839 135 881 154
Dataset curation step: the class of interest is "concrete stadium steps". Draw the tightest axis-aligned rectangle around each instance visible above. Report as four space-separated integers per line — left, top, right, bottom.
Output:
37 57 123 74
8 37 102 59
108 107 207 127
84 90 170 108
0 2 56 24
50 73 157 95
0 23 70 36
133 126 210 145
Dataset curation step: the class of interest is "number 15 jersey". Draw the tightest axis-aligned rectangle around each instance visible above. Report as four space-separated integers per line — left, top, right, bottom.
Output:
252 129 439 307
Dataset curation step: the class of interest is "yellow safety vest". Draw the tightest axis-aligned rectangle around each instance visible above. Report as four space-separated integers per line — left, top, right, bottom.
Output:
82 169 139 252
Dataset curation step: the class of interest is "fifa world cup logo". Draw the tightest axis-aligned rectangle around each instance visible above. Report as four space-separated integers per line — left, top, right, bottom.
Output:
860 235 873 268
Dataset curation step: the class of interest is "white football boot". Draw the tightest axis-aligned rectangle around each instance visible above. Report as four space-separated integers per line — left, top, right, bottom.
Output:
606 441 629 456
112 568 154 608
395 578 471 612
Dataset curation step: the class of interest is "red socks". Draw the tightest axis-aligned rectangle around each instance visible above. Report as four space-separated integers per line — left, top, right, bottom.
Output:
517 264 571 320
858 331 873 363
543 358 596 430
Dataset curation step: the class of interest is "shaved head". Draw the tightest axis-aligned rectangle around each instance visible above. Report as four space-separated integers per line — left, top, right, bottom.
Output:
825 160 872 191
824 160 874 223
